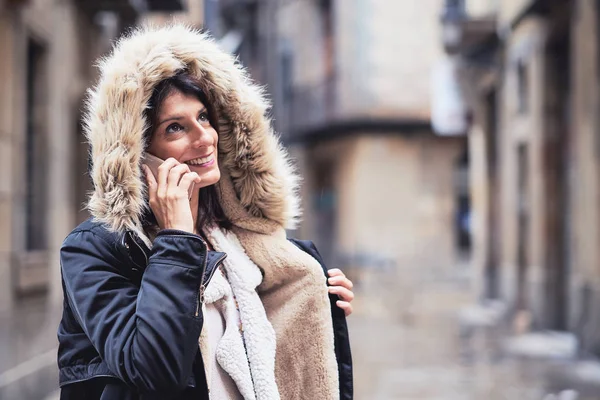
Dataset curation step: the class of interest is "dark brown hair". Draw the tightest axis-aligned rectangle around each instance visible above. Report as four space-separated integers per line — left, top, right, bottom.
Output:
143 71 231 231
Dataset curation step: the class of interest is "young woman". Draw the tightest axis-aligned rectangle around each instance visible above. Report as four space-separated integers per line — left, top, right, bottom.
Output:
57 24 353 399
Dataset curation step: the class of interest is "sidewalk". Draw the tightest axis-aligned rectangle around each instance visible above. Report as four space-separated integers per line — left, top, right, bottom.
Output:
0 296 60 400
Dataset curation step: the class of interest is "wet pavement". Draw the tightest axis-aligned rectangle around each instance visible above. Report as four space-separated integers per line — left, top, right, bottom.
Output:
348 260 600 399
0 296 60 400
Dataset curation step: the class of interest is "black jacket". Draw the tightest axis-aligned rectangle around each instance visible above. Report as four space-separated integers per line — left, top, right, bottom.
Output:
57 218 353 399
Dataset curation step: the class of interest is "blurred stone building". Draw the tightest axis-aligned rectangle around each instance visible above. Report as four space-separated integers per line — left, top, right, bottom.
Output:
0 0 471 312
444 0 600 357
206 0 470 278
0 0 195 314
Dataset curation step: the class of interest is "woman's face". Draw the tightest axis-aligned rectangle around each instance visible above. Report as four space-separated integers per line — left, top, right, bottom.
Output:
146 90 220 188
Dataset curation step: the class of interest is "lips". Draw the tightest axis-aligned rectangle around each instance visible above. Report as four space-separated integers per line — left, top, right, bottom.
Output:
185 153 214 166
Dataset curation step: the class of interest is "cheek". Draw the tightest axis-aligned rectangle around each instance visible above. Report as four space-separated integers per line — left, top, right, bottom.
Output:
148 137 187 160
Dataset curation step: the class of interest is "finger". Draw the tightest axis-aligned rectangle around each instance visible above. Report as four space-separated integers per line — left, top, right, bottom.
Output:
143 165 157 200
328 286 354 302
157 158 180 195
336 300 353 317
328 268 344 277
328 276 354 290
167 163 191 190
178 172 201 194
142 165 157 189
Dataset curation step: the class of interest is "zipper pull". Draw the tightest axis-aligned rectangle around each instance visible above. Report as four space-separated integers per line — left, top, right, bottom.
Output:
200 284 206 304
195 284 206 317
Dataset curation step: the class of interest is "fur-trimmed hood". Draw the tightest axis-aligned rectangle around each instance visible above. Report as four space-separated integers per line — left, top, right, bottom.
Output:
84 24 301 238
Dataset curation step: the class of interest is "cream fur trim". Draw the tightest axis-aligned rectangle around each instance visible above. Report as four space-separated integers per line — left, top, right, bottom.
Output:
84 24 301 235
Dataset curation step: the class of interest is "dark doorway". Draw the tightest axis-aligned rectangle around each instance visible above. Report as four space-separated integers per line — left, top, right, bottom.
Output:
516 143 531 311
484 89 500 299
312 160 337 266
25 38 49 252
542 29 571 330
454 147 471 254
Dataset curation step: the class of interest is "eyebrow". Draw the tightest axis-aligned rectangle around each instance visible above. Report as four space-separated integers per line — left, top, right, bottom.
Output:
158 107 207 127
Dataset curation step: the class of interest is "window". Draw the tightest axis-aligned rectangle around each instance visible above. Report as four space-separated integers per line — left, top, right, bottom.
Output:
25 38 48 251
517 60 529 114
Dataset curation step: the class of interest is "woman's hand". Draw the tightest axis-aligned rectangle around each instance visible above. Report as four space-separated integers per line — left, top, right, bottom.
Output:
143 158 201 234
327 269 354 317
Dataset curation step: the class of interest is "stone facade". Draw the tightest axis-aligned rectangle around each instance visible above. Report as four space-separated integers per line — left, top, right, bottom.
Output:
565 0 600 355
0 0 105 311
454 0 600 355
269 0 470 273
0 0 198 312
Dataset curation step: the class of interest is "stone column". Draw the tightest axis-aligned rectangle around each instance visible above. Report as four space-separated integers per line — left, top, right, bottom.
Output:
0 8 16 313
47 2 79 307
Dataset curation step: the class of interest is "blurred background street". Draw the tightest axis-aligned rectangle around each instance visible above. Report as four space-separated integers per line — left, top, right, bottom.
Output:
2 0 600 398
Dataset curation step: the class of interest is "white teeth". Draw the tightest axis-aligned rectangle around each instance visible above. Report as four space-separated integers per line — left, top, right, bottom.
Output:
186 155 212 165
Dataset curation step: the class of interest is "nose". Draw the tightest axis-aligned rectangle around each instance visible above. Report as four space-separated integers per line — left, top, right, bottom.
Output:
190 122 213 148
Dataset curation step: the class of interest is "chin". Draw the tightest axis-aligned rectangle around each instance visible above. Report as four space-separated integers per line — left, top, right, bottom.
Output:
198 167 221 188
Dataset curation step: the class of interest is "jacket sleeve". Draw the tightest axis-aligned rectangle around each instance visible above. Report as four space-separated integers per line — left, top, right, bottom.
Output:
60 229 207 393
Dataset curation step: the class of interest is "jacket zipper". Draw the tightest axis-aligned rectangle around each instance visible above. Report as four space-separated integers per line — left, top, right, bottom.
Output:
195 241 209 317
196 252 227 316
127 230 223 318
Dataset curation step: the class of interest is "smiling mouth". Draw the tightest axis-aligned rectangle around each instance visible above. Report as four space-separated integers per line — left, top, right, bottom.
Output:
185 154 214 166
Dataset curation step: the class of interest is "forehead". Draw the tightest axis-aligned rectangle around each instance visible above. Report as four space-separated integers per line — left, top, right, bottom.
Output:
158 90 205 116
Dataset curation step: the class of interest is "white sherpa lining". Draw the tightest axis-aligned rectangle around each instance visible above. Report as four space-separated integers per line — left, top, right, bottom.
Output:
204 227 279 400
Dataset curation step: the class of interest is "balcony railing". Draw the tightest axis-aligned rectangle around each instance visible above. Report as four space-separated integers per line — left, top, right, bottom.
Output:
285 74 338 140
282 73 432 143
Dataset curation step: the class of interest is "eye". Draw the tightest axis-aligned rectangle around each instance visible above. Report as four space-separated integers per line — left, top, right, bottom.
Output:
165 123 183 134
198 112 210 124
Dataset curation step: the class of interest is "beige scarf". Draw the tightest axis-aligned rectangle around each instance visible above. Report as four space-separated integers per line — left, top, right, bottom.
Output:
216 174 340 400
